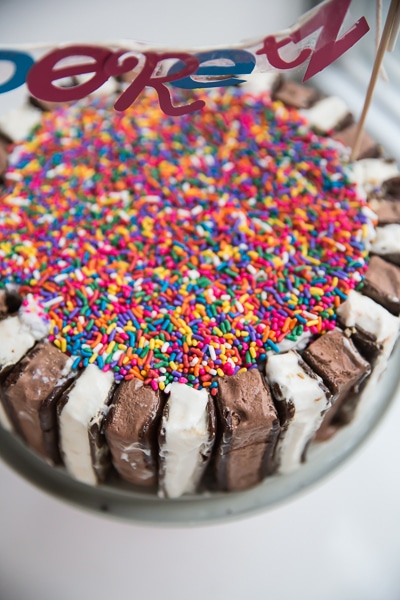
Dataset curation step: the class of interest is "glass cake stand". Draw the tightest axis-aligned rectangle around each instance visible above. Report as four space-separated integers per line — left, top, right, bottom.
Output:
1 341 399 526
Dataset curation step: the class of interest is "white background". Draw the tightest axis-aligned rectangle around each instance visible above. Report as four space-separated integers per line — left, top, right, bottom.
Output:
1 1 400 599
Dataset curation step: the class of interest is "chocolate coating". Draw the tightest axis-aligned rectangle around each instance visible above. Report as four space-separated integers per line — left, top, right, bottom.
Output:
0 142 8 179
302 328 371 440
29 96 65 113
333 123 381 159
382 176 400 199
3 342 76 463
273 80 321 109
214 369 280 491
374 199 400 225
105 378 164 487
362 255 400 315
0 289 22 318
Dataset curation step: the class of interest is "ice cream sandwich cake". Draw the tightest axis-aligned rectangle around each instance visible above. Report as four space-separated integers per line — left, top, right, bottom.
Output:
0 78 399 497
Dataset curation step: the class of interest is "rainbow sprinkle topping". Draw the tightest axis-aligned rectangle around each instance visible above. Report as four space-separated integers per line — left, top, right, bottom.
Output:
0 88 372 395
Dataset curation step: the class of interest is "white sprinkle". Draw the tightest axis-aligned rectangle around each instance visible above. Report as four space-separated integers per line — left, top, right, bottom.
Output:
190 356 199 366
161 342 170 353
303 311 318 319
191 205 203 216
236 301 244 313
196 225 205 236
209 346 217 361
188 269 200 279
42 296 63 308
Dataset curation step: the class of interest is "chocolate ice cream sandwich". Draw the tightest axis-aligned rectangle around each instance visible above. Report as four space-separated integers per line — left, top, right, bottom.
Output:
0 103 42 142
272 79 321 109
370 224 400 265
302 328 371 439
373 199 400 225
333 123 381 159
213 369 280 491
0 298 49 432
301 95 353 133
105 378 164 487
58 364 115 485
158 383 216 498
362 256 400 315
337 290 400 370
352 158 399 194
2 342 76 463
265 351 331 471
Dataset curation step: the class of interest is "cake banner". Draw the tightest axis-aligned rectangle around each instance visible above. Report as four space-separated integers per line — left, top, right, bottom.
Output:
0 0 370 116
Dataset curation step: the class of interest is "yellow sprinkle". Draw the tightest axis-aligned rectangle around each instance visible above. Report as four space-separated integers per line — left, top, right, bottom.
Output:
60 338 67 353
310 286 324 295
307 255 321 264
89 353 98 364
106 341 116 354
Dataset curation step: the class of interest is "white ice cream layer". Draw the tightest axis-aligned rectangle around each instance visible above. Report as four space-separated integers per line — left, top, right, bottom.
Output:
159 383 211 499
0 104 41 141
337 290 399 349
351 158 399 193
59 364 114 486
266 351 330 474
18 294 50 340
240 72 281 94
301 96 349 132
370 225 400 259
337 291 400 407
0 315 36 371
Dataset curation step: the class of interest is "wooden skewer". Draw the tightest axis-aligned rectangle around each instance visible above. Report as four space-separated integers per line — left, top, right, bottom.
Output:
350 0 400 161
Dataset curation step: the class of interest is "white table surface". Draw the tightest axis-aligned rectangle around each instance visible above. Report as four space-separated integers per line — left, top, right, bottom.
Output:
1 1 400 599
1 389 400 600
